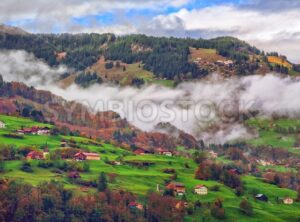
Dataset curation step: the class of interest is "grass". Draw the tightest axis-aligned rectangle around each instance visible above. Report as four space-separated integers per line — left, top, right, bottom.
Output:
245 118 300 153
1 114 300 221
267 56 293 69
189 47 225 63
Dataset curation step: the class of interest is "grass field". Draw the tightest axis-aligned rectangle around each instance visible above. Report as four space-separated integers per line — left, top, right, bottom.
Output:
189 48 225 63
246 118 300 154
0 115 300 221
267 56 293 69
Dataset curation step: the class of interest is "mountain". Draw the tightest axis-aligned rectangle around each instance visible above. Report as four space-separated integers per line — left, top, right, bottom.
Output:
0 24 29 35
0 76 199 151
0 26 298 88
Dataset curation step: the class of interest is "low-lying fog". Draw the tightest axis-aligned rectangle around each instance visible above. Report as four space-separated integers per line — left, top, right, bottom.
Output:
2 50 300 144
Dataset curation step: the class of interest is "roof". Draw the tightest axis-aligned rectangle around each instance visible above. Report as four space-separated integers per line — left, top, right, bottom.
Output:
128 201 138 207
27 151 43 157
167 182 185 188
195 185 207 189
255 194 266 198
74 152 99 157
134 149 147 154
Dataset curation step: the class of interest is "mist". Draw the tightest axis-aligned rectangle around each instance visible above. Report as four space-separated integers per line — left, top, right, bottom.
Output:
0 50 69 86
1 50 300 144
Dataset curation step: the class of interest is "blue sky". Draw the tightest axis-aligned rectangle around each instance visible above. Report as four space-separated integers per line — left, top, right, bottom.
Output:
0 0 300 62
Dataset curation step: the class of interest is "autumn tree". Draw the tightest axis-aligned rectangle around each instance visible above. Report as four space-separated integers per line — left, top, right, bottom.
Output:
239 199 253 216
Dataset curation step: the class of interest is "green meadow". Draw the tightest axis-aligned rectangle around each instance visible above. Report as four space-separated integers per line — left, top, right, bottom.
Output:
0 115 300 221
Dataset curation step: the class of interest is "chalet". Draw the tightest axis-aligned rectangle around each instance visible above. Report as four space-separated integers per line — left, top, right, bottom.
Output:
157 148 173 157
208 151 218 159
194 185 208 195
0 121 5 128
166 182 186 196
134 148 150 155
74 152 100 161
255 194 268 202
175 201 188 210
283 197 294 205
26 151 44 160
61 141 68 147
111 161 122 166
43 148 49 159
37 127 50 135
128 201 143 210
80 187 89 192
17 126 50 135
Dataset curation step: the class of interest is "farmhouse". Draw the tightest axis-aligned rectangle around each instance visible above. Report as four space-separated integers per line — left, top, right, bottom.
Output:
26 151 44 160
208 151 218 159
0 121 5 128
255 194 268 202
74 152 100 161
157 148 173 157
166 182 186 196
17 126 50 135
128 201 143 210
43 148 49 158
194 185 208 195
283 197 294 205
134 148 150 155
37 127 51 135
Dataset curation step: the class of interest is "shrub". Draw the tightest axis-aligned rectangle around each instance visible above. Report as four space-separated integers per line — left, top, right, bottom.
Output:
3 133 24 139
210 185 220 192
20 161 33 173
239 199 253 216
38 160 53 169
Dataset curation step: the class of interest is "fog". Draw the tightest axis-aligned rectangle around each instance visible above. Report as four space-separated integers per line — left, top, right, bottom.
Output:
0 50 69 86
1 50 300 144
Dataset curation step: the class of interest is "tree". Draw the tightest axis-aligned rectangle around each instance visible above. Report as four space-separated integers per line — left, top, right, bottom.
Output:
239 199 253 216
98 172 107 192
297 188 300 202
83 162 90 172
0 74 3 87
0 157 5 172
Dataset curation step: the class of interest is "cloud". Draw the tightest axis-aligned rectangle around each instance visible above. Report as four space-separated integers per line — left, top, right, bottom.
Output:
0 0 191 32
0 1 299 62
0 50 69 86
149 6 300 62
2 50 300 144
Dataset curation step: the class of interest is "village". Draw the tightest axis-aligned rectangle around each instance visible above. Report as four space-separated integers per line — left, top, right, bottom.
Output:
0 114 298 222
19 125 296 208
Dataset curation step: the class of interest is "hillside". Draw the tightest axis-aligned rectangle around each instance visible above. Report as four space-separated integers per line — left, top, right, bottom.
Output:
0 27 299 88
0 114 300 221
0 24 29 35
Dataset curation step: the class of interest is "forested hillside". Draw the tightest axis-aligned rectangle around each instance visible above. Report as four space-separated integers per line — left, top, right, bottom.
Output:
0 27 299 87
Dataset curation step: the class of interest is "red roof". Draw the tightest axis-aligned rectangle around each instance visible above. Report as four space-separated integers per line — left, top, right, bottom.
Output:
74 152 99 157
128 201 138 207
134 149 147 155
27 151 43 159
195 184 206 189
167 182 185 189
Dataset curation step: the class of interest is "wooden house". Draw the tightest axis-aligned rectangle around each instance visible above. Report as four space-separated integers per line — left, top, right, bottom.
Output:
194 185 208 195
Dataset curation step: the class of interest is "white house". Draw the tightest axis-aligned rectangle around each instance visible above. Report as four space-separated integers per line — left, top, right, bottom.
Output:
0 121 5 128
283 197 294 205
194 185 208 195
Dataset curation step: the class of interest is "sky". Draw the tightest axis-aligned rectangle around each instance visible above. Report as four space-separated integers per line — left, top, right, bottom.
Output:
0 0 299 62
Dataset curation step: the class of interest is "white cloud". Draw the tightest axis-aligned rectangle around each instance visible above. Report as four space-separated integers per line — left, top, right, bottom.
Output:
151 6 300 62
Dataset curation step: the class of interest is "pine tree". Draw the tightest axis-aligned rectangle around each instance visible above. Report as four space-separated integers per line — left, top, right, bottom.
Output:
98 171 107 192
